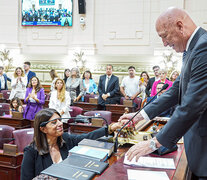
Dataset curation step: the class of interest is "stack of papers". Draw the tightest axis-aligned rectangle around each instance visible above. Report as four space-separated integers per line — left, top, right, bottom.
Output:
124 156 175 169
127 169 169 180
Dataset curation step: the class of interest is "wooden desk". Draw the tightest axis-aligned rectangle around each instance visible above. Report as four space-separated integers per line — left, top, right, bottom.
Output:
0 150 23 180
73 102 99 113
94 144 187 180
69 123 100 134
0 117 31 129
105 104 136 122
38 144 187 180
0 98 6 103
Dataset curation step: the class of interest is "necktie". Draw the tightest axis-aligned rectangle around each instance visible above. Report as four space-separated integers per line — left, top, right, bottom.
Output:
179 50 187 104
105 77 110 92
182 50 187 62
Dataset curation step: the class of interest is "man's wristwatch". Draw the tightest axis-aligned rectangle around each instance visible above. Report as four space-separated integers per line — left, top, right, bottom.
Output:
150 139 158 151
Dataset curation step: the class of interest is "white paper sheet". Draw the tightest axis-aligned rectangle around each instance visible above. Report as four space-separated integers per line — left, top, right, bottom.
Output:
124 156 175 169
127 169 169 180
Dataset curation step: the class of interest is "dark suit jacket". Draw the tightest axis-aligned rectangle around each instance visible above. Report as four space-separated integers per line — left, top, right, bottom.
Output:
98 74 120 106
0 74 11 90
144 28 207 176
147 96 172 117
27 71 36 85
21 127 106 180
145 77 155 97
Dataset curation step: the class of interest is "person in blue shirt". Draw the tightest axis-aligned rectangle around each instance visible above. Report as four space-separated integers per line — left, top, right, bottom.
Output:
0 66 11 90
23 61 36 86
82 70 97 95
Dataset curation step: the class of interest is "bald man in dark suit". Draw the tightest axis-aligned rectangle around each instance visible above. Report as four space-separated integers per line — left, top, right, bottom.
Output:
119 7 207 179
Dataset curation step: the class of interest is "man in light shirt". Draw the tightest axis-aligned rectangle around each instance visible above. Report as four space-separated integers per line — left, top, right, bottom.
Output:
120 66 140 107
119 7 207 179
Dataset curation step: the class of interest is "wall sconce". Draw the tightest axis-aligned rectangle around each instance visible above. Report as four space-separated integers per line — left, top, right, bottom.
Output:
80 16 86 30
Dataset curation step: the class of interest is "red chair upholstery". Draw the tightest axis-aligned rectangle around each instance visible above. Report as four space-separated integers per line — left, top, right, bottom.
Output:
0 103 10 116
69 106 83 118
134 97 142 110
0 125 15 149
1 90 11 100
84 111 112 124
13 128 34 152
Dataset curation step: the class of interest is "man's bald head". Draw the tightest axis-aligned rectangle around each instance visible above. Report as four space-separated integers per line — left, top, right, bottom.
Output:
156 7 197 53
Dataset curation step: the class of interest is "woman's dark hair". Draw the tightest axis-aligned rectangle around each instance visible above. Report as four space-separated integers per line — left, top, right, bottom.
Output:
32 108 63 155
82 70 92 79
64 69 70 81
28 76 42 93
10 97 22 109
140 71 150 80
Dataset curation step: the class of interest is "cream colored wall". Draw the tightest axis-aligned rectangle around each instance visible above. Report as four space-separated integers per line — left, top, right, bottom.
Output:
0 0 207 84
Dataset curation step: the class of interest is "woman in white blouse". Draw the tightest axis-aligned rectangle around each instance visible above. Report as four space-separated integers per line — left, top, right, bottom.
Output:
9 67 27 100
49 78 71 121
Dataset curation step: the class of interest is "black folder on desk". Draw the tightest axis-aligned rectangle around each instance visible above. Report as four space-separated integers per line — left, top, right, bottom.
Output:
41 163 95 180
60 155 109 174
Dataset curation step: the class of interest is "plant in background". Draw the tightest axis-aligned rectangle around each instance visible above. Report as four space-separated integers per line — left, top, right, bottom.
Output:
72 51 86 73
0 49 13 72
162 52 178 77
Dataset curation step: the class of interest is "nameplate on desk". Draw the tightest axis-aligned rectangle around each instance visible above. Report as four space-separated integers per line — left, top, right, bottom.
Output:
89 98 98 104
12 112 23 119
123 100 133 107
3 144 17 155
91 118 104 127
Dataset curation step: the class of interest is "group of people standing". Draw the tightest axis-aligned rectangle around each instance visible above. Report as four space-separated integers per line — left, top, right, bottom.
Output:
1 60 180 121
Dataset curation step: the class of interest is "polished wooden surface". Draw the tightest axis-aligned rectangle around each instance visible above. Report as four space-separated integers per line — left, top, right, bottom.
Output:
69 123 99 134
0 150 23 180
0 117 31 129
73 102 98 113
94 144 186 180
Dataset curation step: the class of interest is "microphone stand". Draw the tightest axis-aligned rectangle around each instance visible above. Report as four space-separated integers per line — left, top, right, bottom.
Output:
113 84 169 152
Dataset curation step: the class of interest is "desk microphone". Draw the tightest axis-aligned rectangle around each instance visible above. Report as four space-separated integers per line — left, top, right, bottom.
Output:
40 115 109 137
114 83 169 152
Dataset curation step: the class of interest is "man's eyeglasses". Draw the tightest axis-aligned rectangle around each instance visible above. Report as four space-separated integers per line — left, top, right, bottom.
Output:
40 118 69 127
154 69 159 72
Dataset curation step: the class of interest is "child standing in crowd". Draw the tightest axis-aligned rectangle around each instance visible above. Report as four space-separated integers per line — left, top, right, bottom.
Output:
9 97 23 115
